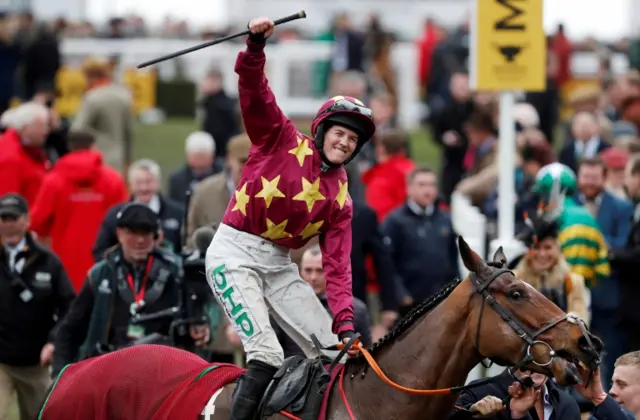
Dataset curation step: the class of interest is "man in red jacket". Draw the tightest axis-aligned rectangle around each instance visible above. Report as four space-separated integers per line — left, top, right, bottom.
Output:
362 129 415 222
0 102 51 206
30 130 128 291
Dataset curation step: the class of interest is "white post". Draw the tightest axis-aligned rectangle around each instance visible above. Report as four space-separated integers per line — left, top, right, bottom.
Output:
497 91 516 241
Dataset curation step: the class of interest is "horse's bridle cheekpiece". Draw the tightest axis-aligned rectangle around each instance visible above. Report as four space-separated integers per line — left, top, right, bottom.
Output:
469 266 600 374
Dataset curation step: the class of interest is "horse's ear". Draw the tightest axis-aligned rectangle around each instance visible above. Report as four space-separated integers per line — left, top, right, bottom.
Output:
458 236 483 272
492 246 508 267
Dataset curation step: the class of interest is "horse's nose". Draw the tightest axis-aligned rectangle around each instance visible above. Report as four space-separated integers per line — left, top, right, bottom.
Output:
578 331 604 355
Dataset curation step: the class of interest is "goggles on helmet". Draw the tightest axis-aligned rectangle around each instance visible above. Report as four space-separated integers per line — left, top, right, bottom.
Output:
319 98 373 119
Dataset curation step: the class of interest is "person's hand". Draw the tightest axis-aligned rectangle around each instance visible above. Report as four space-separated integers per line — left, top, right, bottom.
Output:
189 325 211 347
508 381 540 418
469 395 505 418
443 130 460 147
248 17 274 38
401 295 414 307
380 311 398 328
40 343 55 367
225 324 243 347
340 331 360 358
574 366 608 405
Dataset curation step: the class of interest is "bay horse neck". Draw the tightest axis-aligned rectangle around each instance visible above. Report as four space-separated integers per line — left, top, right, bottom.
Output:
342 278 483 419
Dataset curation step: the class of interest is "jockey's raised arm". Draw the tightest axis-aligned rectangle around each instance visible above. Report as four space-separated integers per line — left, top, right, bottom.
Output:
235 32 297 154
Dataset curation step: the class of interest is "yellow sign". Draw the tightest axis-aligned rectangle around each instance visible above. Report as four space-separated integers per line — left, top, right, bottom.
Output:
54 66 157 117
471 0 546 91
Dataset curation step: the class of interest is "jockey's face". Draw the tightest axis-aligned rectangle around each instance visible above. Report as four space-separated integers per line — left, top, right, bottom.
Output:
116 228 155 263
0 213 29 246
610 364 640 416
323 125 358 164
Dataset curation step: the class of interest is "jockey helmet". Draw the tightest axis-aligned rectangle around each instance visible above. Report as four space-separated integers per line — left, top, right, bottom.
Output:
534 162 577 197
311 96 376 166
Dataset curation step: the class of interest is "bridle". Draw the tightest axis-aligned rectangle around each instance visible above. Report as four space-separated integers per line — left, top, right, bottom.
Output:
470 266 584 371
322 264 601 405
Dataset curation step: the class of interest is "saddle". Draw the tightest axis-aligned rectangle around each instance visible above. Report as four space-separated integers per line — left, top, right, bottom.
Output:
257 333 360 420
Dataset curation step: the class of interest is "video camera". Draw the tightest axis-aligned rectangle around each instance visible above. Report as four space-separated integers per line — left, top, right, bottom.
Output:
127 226 216 352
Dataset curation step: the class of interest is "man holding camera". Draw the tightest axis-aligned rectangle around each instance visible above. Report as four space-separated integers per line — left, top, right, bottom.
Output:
0 193 75 420
52 203 210 376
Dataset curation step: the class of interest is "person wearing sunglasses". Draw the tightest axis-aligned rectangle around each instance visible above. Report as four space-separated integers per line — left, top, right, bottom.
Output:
203 16 376 420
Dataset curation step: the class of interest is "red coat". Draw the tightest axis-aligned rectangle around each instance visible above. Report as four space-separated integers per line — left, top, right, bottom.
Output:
30 150 128 291
223 38 355 334
361 155 415 222
0 129 49 206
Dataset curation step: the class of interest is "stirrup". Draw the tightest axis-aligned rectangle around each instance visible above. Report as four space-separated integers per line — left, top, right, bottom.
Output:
310 333 361 375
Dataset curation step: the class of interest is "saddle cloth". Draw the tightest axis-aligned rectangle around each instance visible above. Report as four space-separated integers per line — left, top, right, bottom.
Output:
40 344 344 420
39 344 244 420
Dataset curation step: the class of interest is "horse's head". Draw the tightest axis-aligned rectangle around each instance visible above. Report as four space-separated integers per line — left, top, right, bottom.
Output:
458 236 603 386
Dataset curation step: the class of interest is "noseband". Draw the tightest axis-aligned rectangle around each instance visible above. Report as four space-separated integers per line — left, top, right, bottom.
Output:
469 267 599 371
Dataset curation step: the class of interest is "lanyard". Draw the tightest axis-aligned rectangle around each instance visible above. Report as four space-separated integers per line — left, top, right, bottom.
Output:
125 256 154 303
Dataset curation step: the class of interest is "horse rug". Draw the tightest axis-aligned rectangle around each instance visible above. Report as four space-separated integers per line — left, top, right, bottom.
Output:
38 344 344 420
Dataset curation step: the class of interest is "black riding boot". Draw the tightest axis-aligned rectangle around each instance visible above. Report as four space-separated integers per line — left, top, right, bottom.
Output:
229 360 278 420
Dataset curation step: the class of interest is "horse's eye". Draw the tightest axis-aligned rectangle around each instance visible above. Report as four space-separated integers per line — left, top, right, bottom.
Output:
509 290 523 300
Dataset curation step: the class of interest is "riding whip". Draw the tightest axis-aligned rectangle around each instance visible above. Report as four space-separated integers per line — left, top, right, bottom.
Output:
137 10 307 68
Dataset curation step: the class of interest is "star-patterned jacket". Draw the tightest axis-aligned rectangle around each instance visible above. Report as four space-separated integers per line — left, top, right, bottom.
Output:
221 37 355 335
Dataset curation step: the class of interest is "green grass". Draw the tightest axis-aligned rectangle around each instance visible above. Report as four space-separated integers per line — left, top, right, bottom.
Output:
133 118 441 189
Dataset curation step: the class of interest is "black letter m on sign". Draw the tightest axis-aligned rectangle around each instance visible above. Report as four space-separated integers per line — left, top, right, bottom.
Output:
494 0 525 31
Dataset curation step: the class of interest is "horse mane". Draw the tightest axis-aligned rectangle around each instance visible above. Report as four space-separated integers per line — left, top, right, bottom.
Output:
346 277 464 367
347 260 505 366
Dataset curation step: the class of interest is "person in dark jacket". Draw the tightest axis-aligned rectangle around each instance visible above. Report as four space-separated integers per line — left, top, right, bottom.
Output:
351 199 403 327
450 366 634 420
270 245 372 358
199 69 240 162
167 131 223 204
93 159 184 260
0 12 21 115
52 203 210 377
450 369 581 419
0 193 75 420
382 166 459 316
610 155 640 352
428 72 475 203
14 11 60 100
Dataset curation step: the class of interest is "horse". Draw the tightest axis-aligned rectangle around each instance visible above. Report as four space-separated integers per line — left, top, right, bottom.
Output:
38 237 602 420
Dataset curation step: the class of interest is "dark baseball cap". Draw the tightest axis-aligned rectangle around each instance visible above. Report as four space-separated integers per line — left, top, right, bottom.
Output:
116 203 159 233
0 194 29 217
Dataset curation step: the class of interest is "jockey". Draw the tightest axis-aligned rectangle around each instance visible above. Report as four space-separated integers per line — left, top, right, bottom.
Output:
533 162 610 288
204 17 375 420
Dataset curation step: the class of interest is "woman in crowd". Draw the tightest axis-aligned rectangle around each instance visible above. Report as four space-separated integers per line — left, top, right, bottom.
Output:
512 207 589 324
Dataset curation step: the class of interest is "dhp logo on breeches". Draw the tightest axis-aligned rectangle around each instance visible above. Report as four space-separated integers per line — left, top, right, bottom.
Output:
210 264 256 338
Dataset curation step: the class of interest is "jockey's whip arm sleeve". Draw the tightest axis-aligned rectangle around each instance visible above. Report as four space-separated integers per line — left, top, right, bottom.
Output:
137 11 307 68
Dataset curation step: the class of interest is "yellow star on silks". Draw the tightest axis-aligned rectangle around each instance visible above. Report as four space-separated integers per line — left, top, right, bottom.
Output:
293 177 326 213
261 218 292 240
231 183 250 216
255 175 285 208
288 137 314 167
336 180 349 209
299 221 324 240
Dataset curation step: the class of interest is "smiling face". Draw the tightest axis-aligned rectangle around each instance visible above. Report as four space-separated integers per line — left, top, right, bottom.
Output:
610 355 640 416
322 125 359 164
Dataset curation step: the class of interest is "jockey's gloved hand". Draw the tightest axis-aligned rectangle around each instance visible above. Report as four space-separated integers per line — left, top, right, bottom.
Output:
339 329 357 343
339 330 360 358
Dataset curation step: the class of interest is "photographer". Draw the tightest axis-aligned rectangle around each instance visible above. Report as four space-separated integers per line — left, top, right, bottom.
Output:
52 203 210 376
